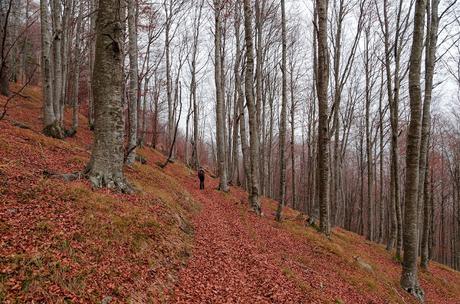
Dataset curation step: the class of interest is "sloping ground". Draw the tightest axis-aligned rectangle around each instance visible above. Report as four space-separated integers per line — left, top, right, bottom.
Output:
0 85 198 303
1 85 460 304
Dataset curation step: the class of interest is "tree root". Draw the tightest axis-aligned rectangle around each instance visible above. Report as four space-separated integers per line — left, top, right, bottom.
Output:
43 169 134 194
43 121 65 139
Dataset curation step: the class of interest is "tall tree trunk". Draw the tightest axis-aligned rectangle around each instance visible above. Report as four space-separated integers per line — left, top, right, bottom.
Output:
421 157 431 269
290 71 296 210
315 0 330 235
87 0 97 130
72 0 83 132
0 0 11 97
276 0 288 222
400 0 426 300
126 0 138 164
40 0 63 138
243 0 261 214
141 76 149 146
378 68 385 244
420 0 439 270
86 0 130 193
365 27 374 242
214 0 229 192
51 0 63 123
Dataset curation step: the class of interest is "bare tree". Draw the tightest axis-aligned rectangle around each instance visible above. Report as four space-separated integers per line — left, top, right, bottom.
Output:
276 0 287 222
86 0 130 193
40 0 63 138
315 0 331 235
126 0 139 164
400 0 426 300
420 0 439 270
243 0 262 214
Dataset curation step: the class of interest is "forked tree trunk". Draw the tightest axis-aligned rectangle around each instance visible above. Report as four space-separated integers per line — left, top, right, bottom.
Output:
86 0 130 193
243 0 261 214
400 0 426 300
40 0 63 138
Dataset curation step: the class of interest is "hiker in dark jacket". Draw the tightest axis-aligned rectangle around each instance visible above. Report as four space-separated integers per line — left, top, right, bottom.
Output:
198 167 205 190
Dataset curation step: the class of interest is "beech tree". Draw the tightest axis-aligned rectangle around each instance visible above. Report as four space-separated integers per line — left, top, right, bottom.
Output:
400 0 426 300
315 0 331 235
86 0 130 192
214 0 229 192
276 0 287 222
126 0 139 164
243 0 262 214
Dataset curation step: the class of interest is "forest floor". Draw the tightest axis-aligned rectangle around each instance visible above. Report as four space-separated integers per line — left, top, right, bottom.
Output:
1 84 460 304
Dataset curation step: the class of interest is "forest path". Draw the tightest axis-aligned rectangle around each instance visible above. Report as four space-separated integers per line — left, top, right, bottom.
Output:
170 173 385 304
171 175 308 303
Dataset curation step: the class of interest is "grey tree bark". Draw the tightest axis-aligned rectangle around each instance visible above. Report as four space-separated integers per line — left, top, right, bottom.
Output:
126 0 139 165
420 0 439 270
234 1 251 192
86 0 130 193
243 0 261 214
400 0 426 300
71 0 84 133
276 0 287 222
214 0 229 192
315 0 331 235
40 0 63 138
364 25 374 242
51 0 63 123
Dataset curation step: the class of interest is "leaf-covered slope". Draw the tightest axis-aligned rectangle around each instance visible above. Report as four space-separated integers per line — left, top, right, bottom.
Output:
1 85 460 304
0 85 197 303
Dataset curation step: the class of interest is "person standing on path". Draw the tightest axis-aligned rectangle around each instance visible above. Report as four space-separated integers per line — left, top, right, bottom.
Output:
198 167 205 190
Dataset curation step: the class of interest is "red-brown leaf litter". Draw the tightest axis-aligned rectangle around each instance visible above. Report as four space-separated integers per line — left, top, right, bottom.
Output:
1 85 460 303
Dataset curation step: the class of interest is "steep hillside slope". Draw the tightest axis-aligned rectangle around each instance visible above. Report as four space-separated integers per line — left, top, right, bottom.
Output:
1 85 460 304
0 85 198 303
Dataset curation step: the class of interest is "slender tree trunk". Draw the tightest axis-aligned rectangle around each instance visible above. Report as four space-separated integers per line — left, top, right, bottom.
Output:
141 76 149 145
72 0 83 132
40 0 63 138
290 72 296 210
126 0 138 164
51 0 63 123
420 0 439 270
400 0 426 300
365 27 374 242
243 0 261 214
276 0 288 222
214 0 229 192
315 0 330 235
421 157 431 269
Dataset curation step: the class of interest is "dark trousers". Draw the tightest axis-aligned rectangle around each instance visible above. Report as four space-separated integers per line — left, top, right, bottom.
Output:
199 179 204 190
